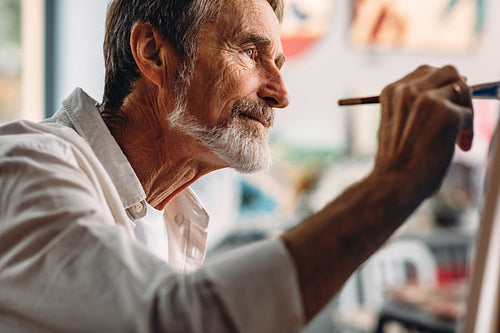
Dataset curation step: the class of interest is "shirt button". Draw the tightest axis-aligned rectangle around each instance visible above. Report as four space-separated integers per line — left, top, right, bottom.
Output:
174 214 184 225
132 202 145 214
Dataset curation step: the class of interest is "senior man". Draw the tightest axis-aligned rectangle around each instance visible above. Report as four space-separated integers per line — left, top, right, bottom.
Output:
0 0 473 332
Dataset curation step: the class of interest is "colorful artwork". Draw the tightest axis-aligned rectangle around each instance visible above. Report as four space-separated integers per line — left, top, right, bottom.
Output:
280 0 335 60
349 0 486 52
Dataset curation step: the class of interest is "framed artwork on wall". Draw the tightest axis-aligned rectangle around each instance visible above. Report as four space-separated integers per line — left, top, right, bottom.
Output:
349 0 486 53
281 0 335 60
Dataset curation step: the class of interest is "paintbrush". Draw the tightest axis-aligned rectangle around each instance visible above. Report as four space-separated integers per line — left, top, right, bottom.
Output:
338 81 500 106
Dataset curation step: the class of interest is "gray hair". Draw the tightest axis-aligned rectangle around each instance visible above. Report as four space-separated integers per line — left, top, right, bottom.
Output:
102 0 284 111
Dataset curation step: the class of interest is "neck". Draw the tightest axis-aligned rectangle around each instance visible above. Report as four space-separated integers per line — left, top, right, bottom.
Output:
102 81 228 210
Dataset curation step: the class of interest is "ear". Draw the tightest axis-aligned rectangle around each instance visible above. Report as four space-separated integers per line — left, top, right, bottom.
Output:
130 22 175 87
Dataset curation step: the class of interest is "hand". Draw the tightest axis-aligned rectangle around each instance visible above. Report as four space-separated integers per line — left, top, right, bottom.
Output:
374 65 474 199
282 65 474 322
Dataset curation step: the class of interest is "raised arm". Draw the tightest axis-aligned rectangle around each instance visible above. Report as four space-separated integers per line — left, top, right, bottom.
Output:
282 65 474 320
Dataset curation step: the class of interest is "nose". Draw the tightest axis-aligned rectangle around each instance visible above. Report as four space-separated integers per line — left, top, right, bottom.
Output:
258 68 290 109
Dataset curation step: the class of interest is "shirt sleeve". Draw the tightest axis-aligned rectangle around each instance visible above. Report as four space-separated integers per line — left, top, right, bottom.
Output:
0 135 304 333
203 239 305 332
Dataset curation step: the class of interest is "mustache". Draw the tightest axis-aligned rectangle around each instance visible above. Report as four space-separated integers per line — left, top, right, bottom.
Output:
231 98 275 127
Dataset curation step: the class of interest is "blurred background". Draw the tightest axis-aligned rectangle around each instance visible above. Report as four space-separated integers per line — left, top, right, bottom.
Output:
1 0 499 332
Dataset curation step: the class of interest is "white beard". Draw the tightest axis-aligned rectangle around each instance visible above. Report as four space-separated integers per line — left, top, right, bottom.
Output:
168 99 273 174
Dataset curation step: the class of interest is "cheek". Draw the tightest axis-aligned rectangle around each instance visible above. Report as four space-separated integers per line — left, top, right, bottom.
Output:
205 65 250 116
191 57 259 126
218 62 258 100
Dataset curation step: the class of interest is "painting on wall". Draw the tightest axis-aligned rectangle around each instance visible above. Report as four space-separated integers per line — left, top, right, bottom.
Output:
280 0 335 60
349 0 486 52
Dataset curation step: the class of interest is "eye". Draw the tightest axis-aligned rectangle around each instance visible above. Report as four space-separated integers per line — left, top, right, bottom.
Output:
243 48 255 59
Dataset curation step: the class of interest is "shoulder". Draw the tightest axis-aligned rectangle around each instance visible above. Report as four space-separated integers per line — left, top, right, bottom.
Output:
0 120 110 221
0 120 96 200
0 120 88 165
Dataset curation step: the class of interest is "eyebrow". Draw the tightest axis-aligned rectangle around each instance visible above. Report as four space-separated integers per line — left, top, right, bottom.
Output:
275 53 286 70
240 33 287 69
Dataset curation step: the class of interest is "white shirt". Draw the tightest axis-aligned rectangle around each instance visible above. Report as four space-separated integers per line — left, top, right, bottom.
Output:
0 88 304 332
134 203 169 261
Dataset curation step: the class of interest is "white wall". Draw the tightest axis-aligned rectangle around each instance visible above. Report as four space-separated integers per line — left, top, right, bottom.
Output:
53 0 110 107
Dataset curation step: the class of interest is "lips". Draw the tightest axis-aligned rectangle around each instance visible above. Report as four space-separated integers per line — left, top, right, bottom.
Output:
232 98 275 129
241 113 269 128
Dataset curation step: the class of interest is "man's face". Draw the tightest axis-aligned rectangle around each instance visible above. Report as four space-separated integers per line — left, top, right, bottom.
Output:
169 0 289 173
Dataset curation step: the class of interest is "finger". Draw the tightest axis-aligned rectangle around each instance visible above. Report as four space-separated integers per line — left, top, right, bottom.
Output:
435 80 472 107
414 65 464 91
432 82 474 150
380 65 438 116
395 65 437 84
438 99 474 151
457 105 474 151
383 65 466 110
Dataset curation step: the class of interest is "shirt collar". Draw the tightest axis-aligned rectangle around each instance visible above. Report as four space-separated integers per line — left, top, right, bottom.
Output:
48 88 147 218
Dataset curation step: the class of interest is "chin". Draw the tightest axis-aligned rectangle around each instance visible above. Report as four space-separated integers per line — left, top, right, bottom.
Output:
226 143 273 174
231 158 272 174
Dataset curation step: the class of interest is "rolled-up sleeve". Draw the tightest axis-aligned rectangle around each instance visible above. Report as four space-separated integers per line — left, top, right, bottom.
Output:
0 134 304 332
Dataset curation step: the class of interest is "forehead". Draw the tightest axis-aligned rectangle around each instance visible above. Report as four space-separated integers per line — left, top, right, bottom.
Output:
215 0 282 45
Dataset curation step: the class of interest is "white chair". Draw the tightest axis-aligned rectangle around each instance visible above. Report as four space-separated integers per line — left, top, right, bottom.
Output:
332 238 438 332
358 238 437 307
